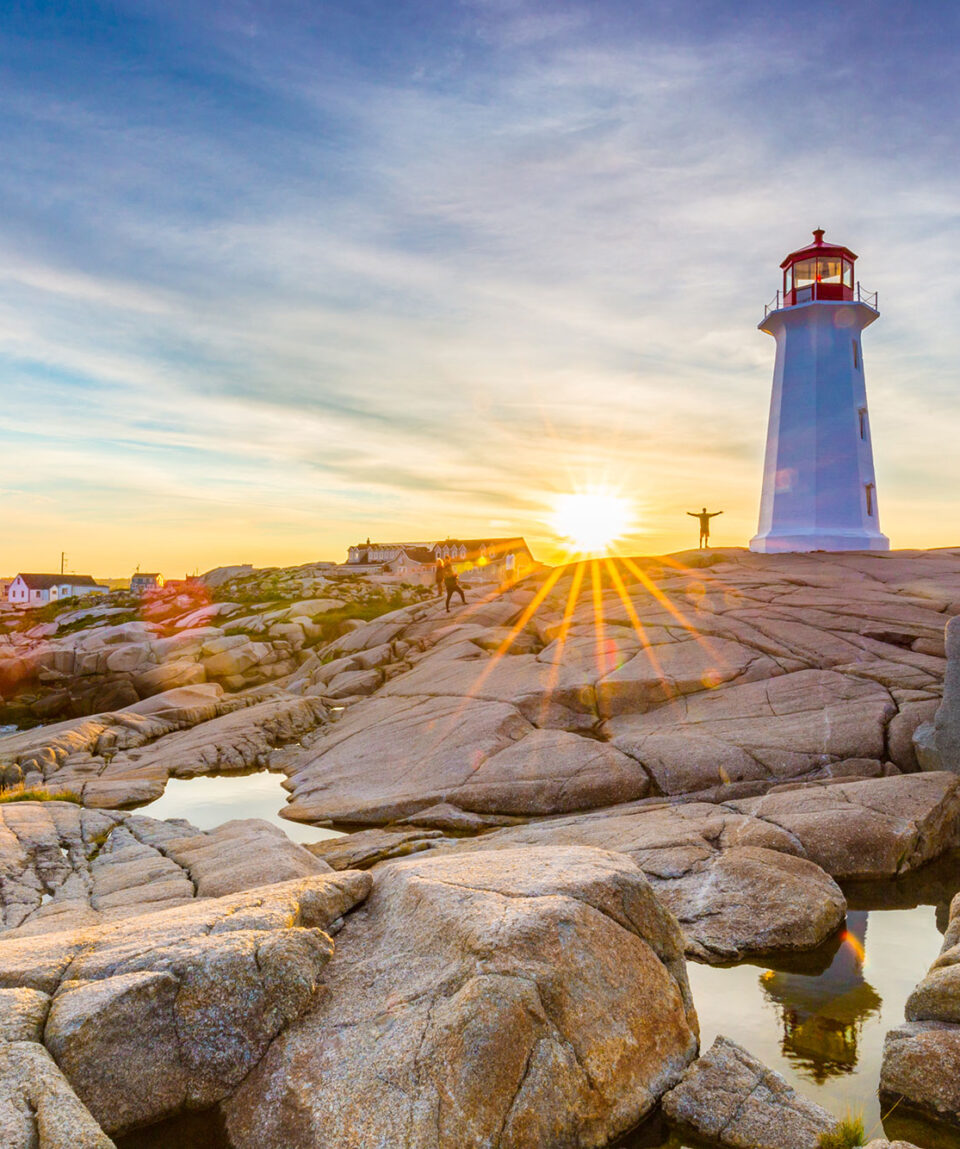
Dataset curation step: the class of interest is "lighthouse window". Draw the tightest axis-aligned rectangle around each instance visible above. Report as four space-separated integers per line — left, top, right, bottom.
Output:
858 406 867 438
865 483 875 516
817 257 843 284
853 341 860 369
843 260 854 288
793 260 817 289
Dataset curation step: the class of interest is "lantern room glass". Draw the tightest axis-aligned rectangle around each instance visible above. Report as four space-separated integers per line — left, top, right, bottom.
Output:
783 254 856 303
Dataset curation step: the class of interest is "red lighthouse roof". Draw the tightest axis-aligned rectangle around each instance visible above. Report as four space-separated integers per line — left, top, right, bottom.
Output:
779 229 858 305
780 228 857 269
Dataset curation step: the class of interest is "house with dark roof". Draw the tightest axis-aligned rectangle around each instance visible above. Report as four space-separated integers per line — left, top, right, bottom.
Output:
130 572 164 594
7 573 107 607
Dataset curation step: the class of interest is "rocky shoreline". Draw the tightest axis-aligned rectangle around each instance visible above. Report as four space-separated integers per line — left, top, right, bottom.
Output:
3 547 960 1147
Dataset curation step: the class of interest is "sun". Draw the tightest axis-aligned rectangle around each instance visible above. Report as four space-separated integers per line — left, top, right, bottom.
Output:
549 491 633 556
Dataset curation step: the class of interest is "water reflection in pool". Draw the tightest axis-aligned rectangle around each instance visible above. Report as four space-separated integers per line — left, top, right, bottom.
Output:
135 770 343 846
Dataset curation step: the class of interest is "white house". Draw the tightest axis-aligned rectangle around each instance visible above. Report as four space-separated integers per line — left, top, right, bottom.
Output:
7 573 107 607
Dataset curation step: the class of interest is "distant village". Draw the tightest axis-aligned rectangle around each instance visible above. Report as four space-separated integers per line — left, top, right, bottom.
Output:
0 535 535 610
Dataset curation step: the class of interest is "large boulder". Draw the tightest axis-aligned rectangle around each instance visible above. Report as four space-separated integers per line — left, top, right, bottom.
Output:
662 1035 835 1149
223 847 699 1149
881 1022 960 1129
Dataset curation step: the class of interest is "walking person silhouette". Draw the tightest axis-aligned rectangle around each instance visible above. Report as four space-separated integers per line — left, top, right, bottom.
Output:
442 559 466 612
687 507 722 549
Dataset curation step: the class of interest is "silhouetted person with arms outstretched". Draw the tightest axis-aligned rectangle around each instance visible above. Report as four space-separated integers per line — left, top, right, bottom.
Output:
687 507 722 549
442 559 465 612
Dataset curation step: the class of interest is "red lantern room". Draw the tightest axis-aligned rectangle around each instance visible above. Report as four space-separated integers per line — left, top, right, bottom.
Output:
781 228 856 305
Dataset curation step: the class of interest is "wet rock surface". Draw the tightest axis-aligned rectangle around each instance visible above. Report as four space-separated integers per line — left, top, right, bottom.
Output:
223 846 699 1149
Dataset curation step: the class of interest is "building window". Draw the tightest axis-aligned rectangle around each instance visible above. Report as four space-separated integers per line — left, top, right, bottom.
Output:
865 483 875 517
858 407 867 439
852 341 859 369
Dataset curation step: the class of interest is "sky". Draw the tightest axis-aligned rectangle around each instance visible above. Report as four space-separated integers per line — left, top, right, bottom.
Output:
1 0 960 576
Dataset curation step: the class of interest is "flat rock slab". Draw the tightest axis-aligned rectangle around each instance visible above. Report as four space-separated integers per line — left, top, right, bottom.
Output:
662 1035 835 1149
304 826 449 869
605 668 897 795
728 772 960 879
223 846 699 1149
0 870 371 1137
0 802 332 937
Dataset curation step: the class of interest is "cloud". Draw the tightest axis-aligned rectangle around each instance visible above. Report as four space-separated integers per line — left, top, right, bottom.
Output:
2 0 960 573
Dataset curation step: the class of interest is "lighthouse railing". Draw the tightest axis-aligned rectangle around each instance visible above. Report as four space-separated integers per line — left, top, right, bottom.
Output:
856 283 878 310
764 283 878 316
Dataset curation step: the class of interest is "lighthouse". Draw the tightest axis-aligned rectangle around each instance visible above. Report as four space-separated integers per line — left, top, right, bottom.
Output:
750 230 888 553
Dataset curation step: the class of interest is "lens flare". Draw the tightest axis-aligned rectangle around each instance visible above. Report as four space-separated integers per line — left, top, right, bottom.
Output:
549 491 632 556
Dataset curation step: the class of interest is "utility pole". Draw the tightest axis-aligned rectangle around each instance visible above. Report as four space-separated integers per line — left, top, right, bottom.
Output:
60 552 66 576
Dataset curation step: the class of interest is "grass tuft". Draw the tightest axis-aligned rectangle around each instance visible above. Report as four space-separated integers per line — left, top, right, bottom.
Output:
816 1114 865 1148
0 785 81 805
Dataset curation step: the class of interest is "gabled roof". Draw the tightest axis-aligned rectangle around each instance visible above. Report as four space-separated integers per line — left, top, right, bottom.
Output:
131 572 161 579
401 547 438 564
433 537 530 553
15 573 100 589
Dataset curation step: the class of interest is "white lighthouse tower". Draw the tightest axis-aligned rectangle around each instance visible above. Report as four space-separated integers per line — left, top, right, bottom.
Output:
750 229 888 553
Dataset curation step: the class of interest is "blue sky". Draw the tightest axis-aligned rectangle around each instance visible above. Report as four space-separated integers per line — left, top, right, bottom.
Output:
2 0 959 574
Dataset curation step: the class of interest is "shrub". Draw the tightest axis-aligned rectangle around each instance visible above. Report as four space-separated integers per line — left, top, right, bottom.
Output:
816 1114 864 1149
0 785 81 805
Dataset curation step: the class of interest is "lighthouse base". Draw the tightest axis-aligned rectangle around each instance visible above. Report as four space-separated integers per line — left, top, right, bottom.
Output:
749 530 890 554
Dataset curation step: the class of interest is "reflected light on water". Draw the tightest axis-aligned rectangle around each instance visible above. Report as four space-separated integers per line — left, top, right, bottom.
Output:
759 913 880 1083
135 770 343 844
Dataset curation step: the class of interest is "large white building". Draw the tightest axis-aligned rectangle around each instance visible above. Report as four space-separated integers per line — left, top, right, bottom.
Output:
346 537 535 583
7 573 107 607
750 230 888 553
